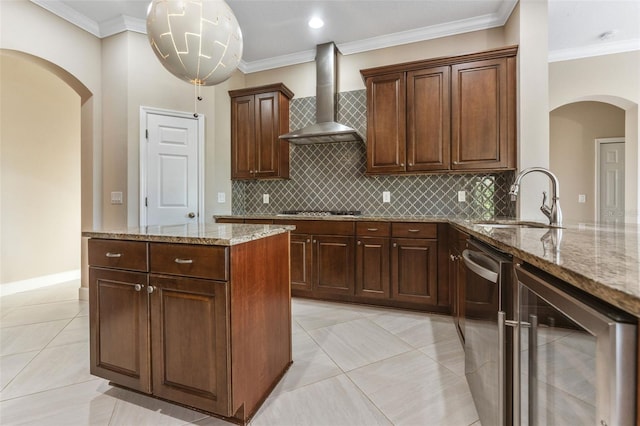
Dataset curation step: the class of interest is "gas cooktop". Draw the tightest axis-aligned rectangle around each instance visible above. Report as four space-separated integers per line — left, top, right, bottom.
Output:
279 210 362 217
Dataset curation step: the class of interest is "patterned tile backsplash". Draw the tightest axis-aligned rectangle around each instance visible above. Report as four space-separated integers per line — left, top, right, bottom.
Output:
232 89 515 219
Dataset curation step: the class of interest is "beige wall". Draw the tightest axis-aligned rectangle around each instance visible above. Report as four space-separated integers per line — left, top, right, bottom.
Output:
0 55 81 282
550 102 625 222
549 51 640 222
245 27 507 98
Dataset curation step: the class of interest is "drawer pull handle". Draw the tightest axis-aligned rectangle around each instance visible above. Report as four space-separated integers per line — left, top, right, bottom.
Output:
105 252 122 258
408 229 420 233
367 228 379 232
174 258 193 264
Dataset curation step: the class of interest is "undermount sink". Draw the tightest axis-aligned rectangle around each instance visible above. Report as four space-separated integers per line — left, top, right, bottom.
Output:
473 220 557 229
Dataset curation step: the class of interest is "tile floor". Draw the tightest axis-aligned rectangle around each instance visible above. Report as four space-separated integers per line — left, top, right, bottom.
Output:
0 281 480 426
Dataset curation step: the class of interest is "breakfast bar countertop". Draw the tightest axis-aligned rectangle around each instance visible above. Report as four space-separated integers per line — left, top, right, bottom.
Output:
216 214 640 316
82 222 295 246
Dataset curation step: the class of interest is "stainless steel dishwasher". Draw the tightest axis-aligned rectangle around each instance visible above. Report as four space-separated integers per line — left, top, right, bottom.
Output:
462 238 515 426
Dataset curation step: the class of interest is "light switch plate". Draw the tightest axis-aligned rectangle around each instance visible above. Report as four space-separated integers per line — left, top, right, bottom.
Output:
457 191 466 202
578 194 586 203
382 191 391 203
263 194 270 204
111 191 123 205
217 192 226 203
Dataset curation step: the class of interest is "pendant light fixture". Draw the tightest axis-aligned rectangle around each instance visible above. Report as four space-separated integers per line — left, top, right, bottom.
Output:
146 0 243 116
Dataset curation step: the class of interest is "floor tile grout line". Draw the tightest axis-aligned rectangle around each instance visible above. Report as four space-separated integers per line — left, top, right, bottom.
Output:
341 371 397 426
0 316 76 394
1 377 101 403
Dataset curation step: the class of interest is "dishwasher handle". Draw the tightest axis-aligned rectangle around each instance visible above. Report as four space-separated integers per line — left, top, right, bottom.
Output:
462 249 500 283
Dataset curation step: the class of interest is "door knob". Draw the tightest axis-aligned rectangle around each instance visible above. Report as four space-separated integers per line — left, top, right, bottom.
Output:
188 212 196 218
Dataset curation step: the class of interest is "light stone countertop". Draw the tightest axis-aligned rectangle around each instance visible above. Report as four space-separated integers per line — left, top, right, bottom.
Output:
217 214 640 316
82 222 295 246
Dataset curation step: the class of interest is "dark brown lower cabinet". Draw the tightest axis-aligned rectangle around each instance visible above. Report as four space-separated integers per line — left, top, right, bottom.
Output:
149 275 230 415
88 233 291 424
89 267 150 393
448 226 468 342
391 238 438 305
313 235 355 295
355 236 390 299
290 233 312 292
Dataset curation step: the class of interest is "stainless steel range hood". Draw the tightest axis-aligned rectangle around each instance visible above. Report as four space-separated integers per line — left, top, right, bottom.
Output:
279 42 363 145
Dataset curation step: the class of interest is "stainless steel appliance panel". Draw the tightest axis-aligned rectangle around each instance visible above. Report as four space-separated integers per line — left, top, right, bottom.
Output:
515 263 637 426
463 239 515 426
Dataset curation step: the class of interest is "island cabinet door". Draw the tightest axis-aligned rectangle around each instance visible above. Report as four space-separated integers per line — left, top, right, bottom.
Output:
89 267 150 393
290 233 313 292
312 235 355 295
149 275 230 416
390 238 438 306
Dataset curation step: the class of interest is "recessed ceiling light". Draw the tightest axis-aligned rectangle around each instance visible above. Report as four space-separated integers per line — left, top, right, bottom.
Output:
308 17 324 29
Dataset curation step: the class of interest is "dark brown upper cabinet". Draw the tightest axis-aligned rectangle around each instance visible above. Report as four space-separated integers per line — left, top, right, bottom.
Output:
229 83 294 180
361 46 517 175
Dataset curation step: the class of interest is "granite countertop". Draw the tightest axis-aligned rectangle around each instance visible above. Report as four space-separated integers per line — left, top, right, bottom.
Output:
452 219 640 316
82 222 295 246
217 214 640 316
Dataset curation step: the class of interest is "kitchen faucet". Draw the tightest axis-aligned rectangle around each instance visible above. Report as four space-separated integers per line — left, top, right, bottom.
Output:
509 167 563 227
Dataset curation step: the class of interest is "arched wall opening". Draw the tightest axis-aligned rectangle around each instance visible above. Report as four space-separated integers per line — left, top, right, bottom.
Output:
549 95 638 223
0 49 95 295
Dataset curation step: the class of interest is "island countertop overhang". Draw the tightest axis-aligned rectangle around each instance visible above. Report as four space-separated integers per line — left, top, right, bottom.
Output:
82 222 295 246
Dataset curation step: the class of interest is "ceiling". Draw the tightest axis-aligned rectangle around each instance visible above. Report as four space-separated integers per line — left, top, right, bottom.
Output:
31 0 640 73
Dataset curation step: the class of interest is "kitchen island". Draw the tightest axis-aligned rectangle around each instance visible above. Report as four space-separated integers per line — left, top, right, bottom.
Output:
83 222 294 425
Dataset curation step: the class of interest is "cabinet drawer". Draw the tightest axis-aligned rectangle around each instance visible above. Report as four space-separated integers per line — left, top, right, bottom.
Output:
356 222 391 237
150 243 229 281
88 239 148 272
392 222 437 239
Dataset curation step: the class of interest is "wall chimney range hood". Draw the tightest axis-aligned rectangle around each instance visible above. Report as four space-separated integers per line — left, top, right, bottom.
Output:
279 42 363 145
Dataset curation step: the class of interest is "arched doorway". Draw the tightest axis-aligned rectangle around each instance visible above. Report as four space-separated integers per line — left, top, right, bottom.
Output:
0 49 95 297
549 95 638 223
550 101 627 222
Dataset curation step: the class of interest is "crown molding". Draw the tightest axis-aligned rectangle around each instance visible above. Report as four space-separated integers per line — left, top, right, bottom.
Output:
240 49 317 73
30 0 100 37
100 15 147 38
549 38 640 63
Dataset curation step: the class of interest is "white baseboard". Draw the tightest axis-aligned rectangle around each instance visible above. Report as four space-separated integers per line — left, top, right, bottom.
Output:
0 269 81 297
78 286 89 301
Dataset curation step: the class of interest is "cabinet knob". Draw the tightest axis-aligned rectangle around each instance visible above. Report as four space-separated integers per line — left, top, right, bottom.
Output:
146 285 156 294
306 239 311 243
393 243 397 248
313 240 317 244
409 163 414 166
357 241 362 245
134 284 143 292
400 163 405 167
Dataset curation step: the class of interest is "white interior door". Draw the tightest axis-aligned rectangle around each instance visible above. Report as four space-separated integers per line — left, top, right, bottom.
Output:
598 141 625 222
144 112 200 226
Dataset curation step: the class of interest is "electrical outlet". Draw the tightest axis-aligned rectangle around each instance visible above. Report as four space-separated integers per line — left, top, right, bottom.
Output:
217 192 226 203
578 194 586 203
457 191 466 202
382 191 391 203
263 193 270 204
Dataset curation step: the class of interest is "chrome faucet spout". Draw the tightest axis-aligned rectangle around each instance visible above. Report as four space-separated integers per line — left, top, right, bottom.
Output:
509 167 563 227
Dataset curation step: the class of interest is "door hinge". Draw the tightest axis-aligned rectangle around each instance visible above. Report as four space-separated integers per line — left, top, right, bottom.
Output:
145 197 148 207
145 129 148 139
